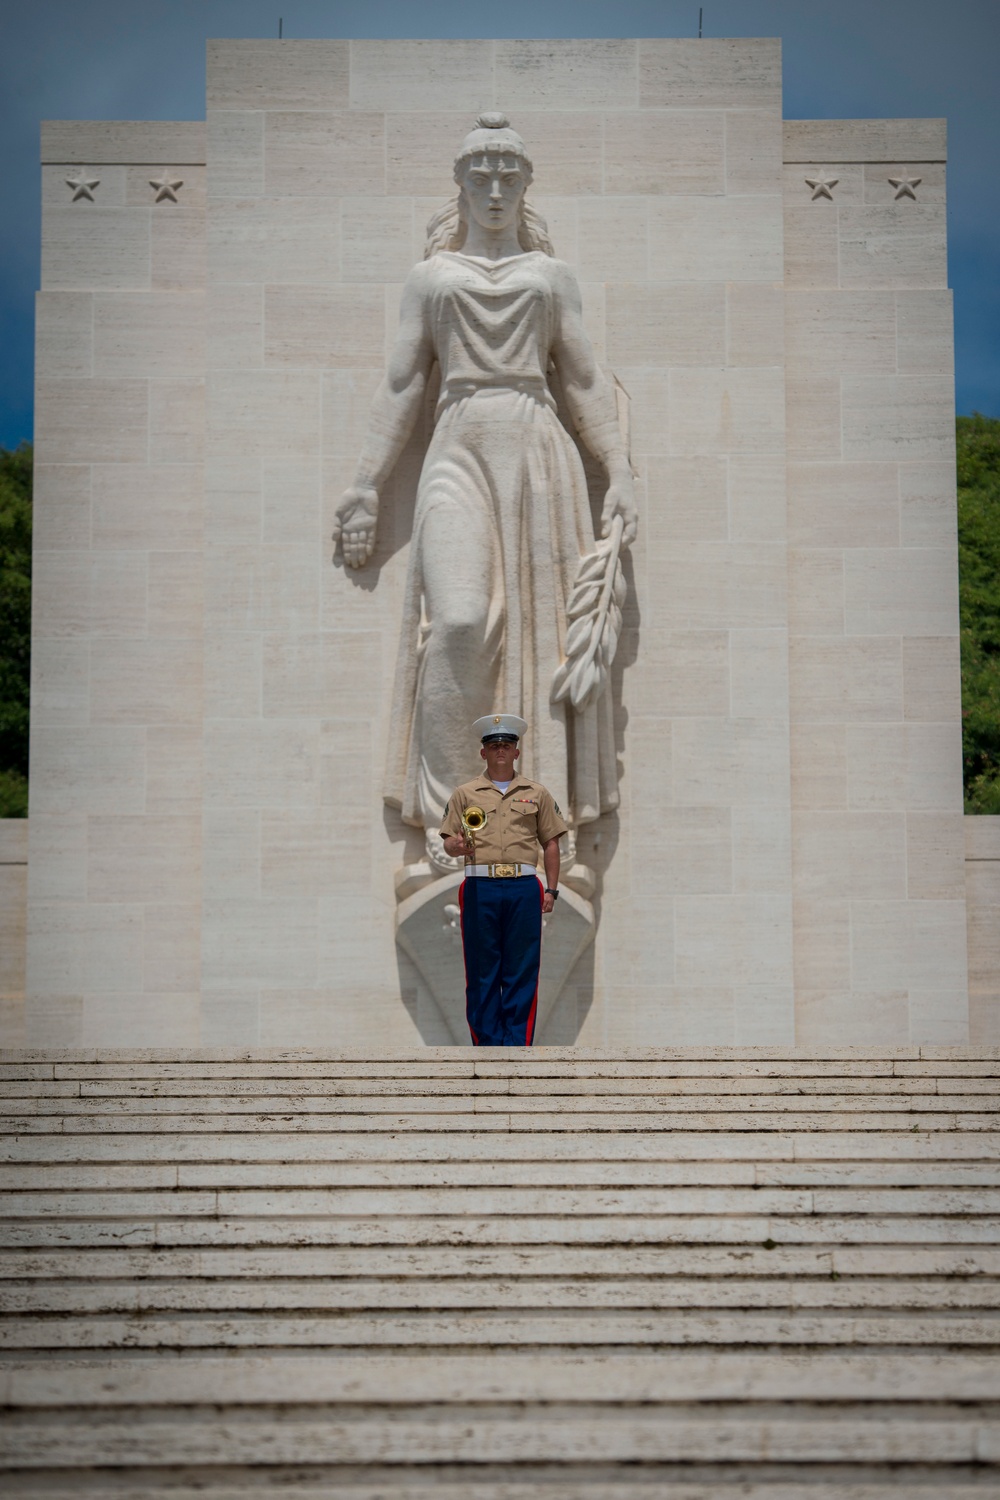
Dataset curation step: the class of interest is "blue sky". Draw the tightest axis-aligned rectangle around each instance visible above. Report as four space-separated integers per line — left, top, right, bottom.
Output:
2 0 998 448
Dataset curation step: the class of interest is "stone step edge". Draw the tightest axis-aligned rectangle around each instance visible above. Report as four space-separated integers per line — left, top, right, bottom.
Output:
3 1216 998 1247
2 1415 997 1470
11 1098 1000 1110
5 1133 1000 1159
7 1064 1000 1078
4 1048 999 1063
4 1311 1000 1346
2 1246 994 1274
4 1483 998 1500
6 1115 1000 1133
8 1164 1000 1183
4 1350 1000 1405
6 1279 996 1304
4 1187 999 1211
13 1086 1000 1098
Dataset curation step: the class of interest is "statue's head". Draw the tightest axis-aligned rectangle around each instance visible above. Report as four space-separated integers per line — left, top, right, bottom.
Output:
452 113 534 186
424 112 552 259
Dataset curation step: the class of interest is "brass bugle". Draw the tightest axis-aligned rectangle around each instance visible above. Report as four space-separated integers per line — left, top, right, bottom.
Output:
461 805 487 846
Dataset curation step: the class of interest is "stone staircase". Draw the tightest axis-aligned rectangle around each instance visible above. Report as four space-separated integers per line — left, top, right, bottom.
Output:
1 1046 999 1497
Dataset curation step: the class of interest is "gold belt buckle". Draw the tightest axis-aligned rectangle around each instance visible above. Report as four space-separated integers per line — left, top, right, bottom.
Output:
490 862 517 879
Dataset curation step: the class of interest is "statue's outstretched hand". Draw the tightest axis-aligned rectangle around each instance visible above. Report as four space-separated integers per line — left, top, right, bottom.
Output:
600 478 638 549
333 486 379 569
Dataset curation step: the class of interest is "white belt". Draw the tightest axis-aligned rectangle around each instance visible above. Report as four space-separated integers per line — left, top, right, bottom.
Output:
465 863 537 879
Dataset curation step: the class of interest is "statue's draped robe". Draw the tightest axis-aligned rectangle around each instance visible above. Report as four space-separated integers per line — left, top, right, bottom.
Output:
384 250 618 831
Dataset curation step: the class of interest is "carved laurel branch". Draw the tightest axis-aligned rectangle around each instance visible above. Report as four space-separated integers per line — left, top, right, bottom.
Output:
551 514 626 714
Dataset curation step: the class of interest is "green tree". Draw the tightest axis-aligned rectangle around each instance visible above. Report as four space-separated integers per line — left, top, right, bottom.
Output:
958 414 1000 813
0 443 32 817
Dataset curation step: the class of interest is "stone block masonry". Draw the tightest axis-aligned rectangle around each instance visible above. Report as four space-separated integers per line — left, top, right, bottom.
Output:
30 120 206 1051
783 117 965 1046
24 39 967 1047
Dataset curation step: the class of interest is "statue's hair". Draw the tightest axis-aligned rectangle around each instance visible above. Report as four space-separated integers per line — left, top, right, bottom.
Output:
424 195 554 259
453 112 534 182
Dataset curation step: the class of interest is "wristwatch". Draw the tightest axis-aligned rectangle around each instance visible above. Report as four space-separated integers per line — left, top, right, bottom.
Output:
545 887 560 901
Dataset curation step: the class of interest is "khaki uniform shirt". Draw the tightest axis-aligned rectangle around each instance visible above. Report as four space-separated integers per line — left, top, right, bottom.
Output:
440 776 568 867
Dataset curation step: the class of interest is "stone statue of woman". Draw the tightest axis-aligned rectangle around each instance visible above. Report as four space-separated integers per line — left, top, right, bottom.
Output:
333 113 638 869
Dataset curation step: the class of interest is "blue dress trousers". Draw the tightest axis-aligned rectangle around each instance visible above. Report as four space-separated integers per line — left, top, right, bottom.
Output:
459 874 544 1046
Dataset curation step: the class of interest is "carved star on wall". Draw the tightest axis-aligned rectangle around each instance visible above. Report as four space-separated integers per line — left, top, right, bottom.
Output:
805 174 838 200
149 170 183 203
65 171 100 202
888 174 922 200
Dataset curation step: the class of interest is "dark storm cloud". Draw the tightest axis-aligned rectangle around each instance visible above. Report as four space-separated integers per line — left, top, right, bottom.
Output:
2 0 997 445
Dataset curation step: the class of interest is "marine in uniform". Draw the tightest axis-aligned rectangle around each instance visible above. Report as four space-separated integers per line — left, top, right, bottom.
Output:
440 715 568 1047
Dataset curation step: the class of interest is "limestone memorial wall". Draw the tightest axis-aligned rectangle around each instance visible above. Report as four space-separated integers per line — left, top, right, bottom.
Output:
23 38 968 1047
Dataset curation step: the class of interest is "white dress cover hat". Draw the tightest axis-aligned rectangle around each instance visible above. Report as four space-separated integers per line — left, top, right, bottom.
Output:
473 713 528 743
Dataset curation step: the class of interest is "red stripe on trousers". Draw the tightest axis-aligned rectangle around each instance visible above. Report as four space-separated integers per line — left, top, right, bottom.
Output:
523 878 544 1046
458 878 478 1045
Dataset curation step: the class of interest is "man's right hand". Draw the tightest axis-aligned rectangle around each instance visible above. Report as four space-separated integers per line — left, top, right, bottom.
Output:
333 485 379 569
442 834 474 858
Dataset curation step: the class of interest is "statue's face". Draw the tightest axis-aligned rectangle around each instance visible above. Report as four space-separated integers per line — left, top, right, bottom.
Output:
459 153 527 233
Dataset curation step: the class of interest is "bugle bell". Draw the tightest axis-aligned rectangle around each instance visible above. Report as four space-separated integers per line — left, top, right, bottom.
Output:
461 805 487 848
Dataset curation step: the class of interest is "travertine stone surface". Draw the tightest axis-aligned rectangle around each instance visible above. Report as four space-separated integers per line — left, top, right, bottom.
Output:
640 38 781 109
783 110 965 1044
966 818 1000 1044
26 40 967 1046
199 37 792 1046
41 121 206 163
206 39 350 111
0 822 28 1045
783 118 947 162
29 124 205 1047
0 1047 998 1486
